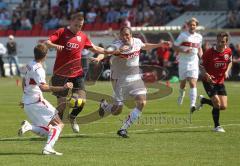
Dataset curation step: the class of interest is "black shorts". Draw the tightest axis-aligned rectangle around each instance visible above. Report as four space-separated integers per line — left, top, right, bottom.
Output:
202 81 227 98
51 75 85 97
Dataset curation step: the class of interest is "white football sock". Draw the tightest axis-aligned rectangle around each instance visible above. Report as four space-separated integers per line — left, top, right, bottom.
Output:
120 108 142 130
190 87 197 107
45 126 62 149
31 125 49 137
102 103 113 113
179 88 186 97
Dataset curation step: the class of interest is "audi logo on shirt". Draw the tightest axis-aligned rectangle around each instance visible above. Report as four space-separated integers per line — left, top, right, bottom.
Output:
66 42 79 50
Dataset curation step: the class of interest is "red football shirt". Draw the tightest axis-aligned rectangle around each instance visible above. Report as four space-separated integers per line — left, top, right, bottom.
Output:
202 46 232 84
49 28 93 77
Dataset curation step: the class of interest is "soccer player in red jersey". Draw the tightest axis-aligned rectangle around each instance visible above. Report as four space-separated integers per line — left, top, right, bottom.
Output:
45 12 113 133
197 32 232 132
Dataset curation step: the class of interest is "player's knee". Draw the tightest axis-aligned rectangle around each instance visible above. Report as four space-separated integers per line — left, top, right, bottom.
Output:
220 104 227 110
58 123 64 130
136 100 146 110
213 103 221 109
112 106 123 115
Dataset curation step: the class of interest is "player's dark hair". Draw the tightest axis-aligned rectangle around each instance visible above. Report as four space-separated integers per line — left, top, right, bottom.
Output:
71 12 84 21
120 26 132 35
217 32 229 42
34 43 48 61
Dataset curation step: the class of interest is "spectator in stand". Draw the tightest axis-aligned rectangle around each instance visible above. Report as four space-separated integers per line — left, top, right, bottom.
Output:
20 15 32 30
143 6 154 26
86 7 97 23
98 0 110 7
44 13 60 30
9 15 21 31
39 0 49 21
106 7 120 23
0 8 11 29
227 10 238 28
58 15 69 28
121 17 131 28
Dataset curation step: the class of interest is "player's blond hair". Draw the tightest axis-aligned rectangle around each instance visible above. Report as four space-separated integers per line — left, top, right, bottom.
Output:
187 17 199 26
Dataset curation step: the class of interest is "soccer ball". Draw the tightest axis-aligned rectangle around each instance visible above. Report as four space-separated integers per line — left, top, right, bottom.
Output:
67 94 83 108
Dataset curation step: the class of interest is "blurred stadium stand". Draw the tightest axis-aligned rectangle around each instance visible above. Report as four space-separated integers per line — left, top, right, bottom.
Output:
167 11 228 28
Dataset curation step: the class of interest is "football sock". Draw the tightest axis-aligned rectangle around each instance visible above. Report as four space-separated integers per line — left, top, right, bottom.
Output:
212 108 220 128
202 98 213 106
179 88 185 97
31 125 49 137
103 103 113 113
45 126 61 149
120 108 142 130
190 87 197 106
70 103 85 119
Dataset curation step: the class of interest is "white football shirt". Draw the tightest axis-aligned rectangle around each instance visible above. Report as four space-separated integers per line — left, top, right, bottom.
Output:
174 31 202 65
110 37 145 81
22 60 46 104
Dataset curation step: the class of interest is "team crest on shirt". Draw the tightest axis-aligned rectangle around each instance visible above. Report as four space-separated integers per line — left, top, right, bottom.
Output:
76 36 81 42
224 54 229 60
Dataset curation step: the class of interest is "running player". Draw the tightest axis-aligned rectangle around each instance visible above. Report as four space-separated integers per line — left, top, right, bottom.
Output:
197 32 232 132
45 12 114 133
91 27 169 138
173 17 203 112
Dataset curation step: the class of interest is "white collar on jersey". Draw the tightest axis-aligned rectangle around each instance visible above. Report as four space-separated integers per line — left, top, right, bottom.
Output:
213 45 227 53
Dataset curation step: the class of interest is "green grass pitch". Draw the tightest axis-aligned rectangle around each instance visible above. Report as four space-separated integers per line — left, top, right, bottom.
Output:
0 77 239 166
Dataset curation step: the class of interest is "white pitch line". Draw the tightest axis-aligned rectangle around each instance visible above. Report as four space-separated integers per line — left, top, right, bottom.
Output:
1 123 240 141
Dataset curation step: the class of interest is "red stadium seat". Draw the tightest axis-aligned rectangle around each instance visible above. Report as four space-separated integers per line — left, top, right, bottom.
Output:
101 23 110 30
83 24 93 31
47 30 56 36
40 30 48 36
31 29 40 36
6 30 15 36
0 30 6 36
111 23 120 30
15 30 31 37
92 23 102 31
32 23 42 30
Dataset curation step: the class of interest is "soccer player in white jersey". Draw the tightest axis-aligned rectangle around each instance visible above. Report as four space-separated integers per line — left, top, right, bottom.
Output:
91 27 169 138
18 43 73 155
173 17 203 113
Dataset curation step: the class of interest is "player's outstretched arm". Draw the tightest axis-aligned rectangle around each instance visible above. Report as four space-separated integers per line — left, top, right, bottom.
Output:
39 82 73 92
45 40 64 51
89 44 119 55
142 41 171 51
89 54 105 63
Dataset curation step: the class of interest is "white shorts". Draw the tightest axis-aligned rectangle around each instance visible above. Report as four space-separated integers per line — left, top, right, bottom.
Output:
112 79 147 105
178 65 199 80
24 99 58 126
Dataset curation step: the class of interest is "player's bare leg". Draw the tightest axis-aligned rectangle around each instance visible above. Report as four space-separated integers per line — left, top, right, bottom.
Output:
118 95 146 138
57 97 67 120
